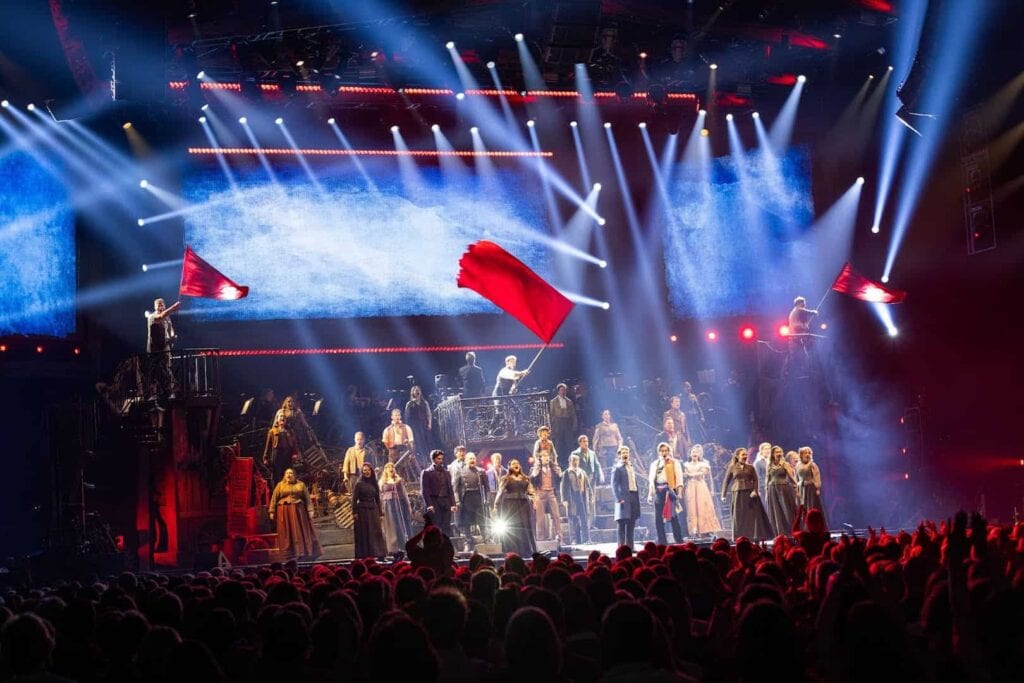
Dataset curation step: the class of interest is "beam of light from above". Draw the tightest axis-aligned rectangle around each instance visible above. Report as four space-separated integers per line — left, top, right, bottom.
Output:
199 118 238 191
682 110 708 166
805 179 865 295
768 77 806 153
329 121 378 193
559 290 610 310
488 61 519 129
141 258 184 272
871 301 899 337
432 126 469 183
278 120 324 193
239 118 280 185
391 126 426 194
187 147 553 158
872 0 929 236
528 123 562 231
141 181 191 211
753 110 774 158
448 42 522 150
31 109 126 180
139 193 238 226
884 1 993 280
516 33 546 91
470 127 498 191
641 125 677 230
570 121 591 190
604 125 641 234
658 132 679 186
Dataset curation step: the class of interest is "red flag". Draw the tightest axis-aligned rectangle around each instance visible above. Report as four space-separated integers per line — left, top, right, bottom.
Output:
830 262 906 304
457 240 573 343
179 246 249 300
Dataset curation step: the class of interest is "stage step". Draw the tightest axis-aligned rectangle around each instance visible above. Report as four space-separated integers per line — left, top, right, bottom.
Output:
588 526 650 545
316 527 353 546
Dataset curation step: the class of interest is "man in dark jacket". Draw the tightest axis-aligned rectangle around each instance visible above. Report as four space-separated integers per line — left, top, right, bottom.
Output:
560 453 593 544
458 351 486 397
454 453 489 548
612 446 641 549
421 450 456 535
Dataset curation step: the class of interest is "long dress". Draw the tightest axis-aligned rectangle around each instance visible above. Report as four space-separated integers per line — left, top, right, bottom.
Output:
682 460 721 535
269 480 322 561
721 463 773 542
380 479 413 555
494 475 536 557
796 461 828 527
352 477 387 558
404 399 432 466
765 463 799 537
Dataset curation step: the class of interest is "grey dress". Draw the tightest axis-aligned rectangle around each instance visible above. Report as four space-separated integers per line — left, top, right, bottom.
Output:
765 463 799 537
796 461 827 526
380 479 413 555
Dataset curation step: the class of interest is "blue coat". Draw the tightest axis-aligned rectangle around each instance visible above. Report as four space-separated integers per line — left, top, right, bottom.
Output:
612 463 640 521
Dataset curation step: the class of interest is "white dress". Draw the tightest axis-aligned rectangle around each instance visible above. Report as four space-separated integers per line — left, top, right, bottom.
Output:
683 460 722 535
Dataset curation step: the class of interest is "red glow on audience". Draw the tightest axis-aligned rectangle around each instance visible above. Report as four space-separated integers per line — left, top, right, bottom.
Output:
740 326 756 341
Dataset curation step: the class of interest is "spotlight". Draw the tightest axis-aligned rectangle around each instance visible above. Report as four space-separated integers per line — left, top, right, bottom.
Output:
820 323 828 331
778 324 791 337
871 225 880 234
740 326 756 341
137 219 145 227
700 129 710 137
327 117 335 124
593 182 602 191
706 331 718 342
295 60 305 67
390 125 399 133
0 100 8 107
188 13 197 19
598 260 607 268
196 70 206 80
36 345 44 354
455 92 465 100
869 75 875 80
201 103 209 111
73 347 80 356
492 518 509 536
888 327 899 338
526 120 535 127
122 121 132 129
710 63 718 70
139 179 149 188
445 41 455 50
698 109 707 116
887 65 894 71
603 122 611 129
238 116 247 124
669 334 678 342
856 176 865 185
639 52 648 59
601 302 610 310
638 122 647 129
752 112 760 118
370 51 379 58
797 74 807 83
726 113 733 121
569 121 578 128
27 103 35 111
597 218 606 226
486 61 496 69
514 33 524 42
431 124 441 132
833 33 842 39
142 264 148 272
880 275 890 283
0 345 6 352
470 126 479 134
275 117 283 125
198 116 207 123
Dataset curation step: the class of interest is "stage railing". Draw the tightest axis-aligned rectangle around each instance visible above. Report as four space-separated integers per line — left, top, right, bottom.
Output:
103 348 222 411
437 392 551 447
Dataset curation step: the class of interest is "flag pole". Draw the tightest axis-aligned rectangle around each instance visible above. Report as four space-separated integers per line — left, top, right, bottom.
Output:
814 288 832 312
523 342 550 374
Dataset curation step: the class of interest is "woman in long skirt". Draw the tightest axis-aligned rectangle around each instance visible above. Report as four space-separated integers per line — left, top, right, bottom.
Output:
720 448 773 542
379 462 413 556
796 447 827 527
765 446 799 537
269 468 322 561
492 459 536 557
682 444 721 536
352 463 387 559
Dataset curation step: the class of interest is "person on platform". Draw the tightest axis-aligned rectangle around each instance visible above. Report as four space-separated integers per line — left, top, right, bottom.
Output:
682 444 721 537
560 453 593 545
796 447 827 526
382 408 415 469
486 452 508 509
448 445 467 488
572 435 603 528
721 448 773 542
493 458 536 556
612 446 641 549
263 414 299 486
647 442 685 545
146 298 181 399
753 442 771 499
549 383 578 467
458 351 486 397
682 381 708 442
379 462 413 556
593 410 624 469
404 385 433 467
765 445 800 537
530 449 563 543
655 416 681 459
492 355 529 396
789 296 819 334
352 463 387 559
341 431 368 496
663 396 692 457
532 426 560 468
454 453 488 549
274 396 317 455
421 450 456 535
268 468 322 561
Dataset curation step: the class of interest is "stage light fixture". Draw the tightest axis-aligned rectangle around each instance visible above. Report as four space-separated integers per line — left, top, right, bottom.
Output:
26 103 35 111
857 176 865 185
486 61 496 69
198 116 206 123
601 302 610 310
797 75 807 83
569 121 578 127
599 260 607 268
881 275 890 283
431 124 441 132
139 179 149 188
726 113 733 121
698 109 707 116
74 347 80 356
514 33 524 42
137 219 145 226
638 122 647 129
888 327 899 337
470 126 479 134
327 117 335 124
593 182 602 191
669 334 678 342
370 51 379 58
603 122 611 129
834 33 842 39
122 121 132 129
0 100 8 107
640 52 648 59
36 345 43 354
196 71 206 80
700 128 710 137
275 117 283 125
710 64 718 70
740 326 756 341
752 112 760 118
446 41 455 49
706 331 718 342
597 218 606 226
456 92 465 100
871 225 880 233
295 60 305 67
887 65 894 71
201 104 209 111
238 116 247 124
526 120 535 127
869 74 875 80
779 324 791 337
142 264 148 272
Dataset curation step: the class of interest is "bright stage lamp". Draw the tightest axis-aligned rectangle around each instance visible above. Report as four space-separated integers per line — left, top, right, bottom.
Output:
137 219 145 227
456 92 465 100
431 124 440 132
486 61 496 69
752 112 760 118
122 121 132 129
27 103 36 111
593 182 602 191
492 518 509 537
638 122 647 129
797 74 807 83
390 125 399 133
569 121 577 127
201 104 209 111
139 180 149 189
0 100 8 108
198 116 206 123
141 264 148 272
710 63 718 70
603 122 611 129
446 41 455 49
327 117 335 124
871 225 880 234
601 302 610 310
599 260 607 268
856 176 865 185
275 117 283 125
238 116 247 124
698 109 706 116
196 71 206 80
726 113 733 121
880 275 890 283
597 218 606 226
526 120 535 127
740 326 756 341
514 33 524 42
470 126 479 134
706 331 718 341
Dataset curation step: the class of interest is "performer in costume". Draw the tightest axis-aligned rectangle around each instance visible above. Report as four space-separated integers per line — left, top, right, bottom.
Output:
572 435 604 529
560 453 593 545
146 298 180 398
404 385 433 468
493 459 536 556
682 444 721 536
458 351 486 397
720 448 773 541
663 396 692 457
382 408 415 471
492 355 529 396
765 445 800 537
448 445 467 488
611 446 641 549
796 447 827 526
655 416 681 459
379 462 413 556
788 296 819 334
532 426 560 468
454 453 489 549
341 431 368 495
529 448 563 542
647 442 685 545
351 464 387 559
420 450 456 535
548 383 578 468
752 442 771 499
263 414 299 486
268 468 322 561
593 410 624 469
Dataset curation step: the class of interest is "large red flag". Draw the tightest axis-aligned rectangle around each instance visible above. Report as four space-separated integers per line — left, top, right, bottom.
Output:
179 246 249 300
830 262 906 304
457 240 574 343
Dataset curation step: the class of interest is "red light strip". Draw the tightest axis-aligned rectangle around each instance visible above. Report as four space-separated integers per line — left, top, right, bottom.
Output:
187 147 553 157
464 88 519 97
400 87 454 95
260 83 281 91
169 80 188 90
213 342 564 357
337 85 395 95
296 84 322 92
201 82 242 91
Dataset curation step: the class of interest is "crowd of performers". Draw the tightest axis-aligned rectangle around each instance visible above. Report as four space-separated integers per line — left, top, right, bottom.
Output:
260 378 828 562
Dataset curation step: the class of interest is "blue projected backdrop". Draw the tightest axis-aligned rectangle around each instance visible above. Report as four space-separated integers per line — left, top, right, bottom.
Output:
0 152 75 336
183 162 549 320
663 146 814 318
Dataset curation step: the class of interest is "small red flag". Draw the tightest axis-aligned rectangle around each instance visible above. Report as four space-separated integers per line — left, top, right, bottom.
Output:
831 262 906 304
179 246 249 300
457 240 573 343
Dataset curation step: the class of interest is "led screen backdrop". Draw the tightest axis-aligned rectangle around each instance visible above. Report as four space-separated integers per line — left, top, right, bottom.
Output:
182 162 550 320
663 146 814 319
0 152 76 336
